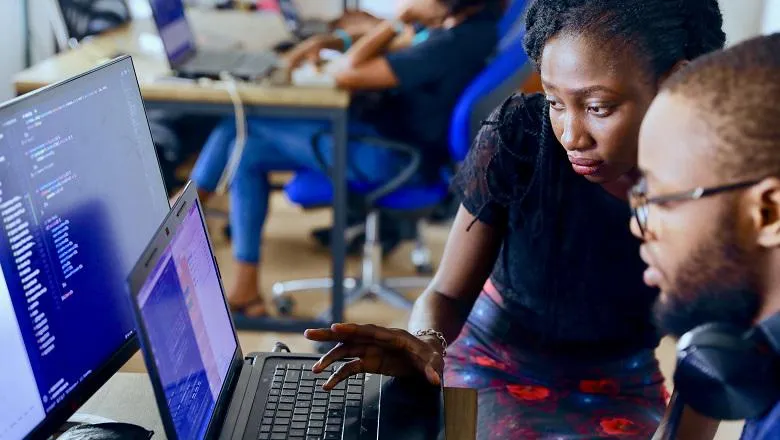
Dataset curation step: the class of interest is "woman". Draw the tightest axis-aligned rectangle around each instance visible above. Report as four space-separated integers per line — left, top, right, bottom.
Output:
188 0 501 318
304 0 726 437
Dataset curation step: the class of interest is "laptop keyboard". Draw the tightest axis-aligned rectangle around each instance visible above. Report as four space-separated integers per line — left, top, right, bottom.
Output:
258 362 365 440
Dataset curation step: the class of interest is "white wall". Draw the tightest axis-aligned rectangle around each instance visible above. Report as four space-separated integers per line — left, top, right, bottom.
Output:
719 0 766 45
0 1 25 101
763 0 780 33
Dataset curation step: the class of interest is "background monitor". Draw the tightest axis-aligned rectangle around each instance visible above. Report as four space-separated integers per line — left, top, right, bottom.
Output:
0 56 169 439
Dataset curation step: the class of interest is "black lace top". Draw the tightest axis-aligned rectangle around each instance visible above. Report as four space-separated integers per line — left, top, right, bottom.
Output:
452 93 660 355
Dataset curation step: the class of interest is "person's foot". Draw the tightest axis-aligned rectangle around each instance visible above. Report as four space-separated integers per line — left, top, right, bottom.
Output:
227 261 268 318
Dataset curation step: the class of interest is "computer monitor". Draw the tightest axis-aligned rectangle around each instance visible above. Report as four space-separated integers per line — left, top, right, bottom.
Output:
0 56 169 439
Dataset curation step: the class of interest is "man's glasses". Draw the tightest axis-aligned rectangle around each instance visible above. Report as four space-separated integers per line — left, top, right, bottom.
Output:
628 178 762 238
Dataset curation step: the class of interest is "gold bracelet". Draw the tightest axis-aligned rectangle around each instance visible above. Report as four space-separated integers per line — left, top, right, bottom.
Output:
415 329 448 357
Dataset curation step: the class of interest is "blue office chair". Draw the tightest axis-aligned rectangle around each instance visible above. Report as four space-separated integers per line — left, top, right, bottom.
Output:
272 20 532 318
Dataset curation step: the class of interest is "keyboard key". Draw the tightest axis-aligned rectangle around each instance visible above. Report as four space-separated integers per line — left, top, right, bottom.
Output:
274 417 290 426
286 370 301 382
299 386 314 394
347 385 362 394
280 396 295 404
287 363 303 370
281 389 297 397
311 406 326 414
291 421 307 430
300 379 315 387
292 414 307 422
302 371 317 380
315 379 327 387
278 404 294 411
266 402 277 411
260 425 272 433
325 425 342 432
346 400 361 407
310 412 325 421
333 381 346 391
276 410 292 418
329 389 345 397
295 400 311 408
329 396 344 404
264 410 275 418
328 403 344 411
258 434 270 440
271 381 282 389
308 420 324 428
268 396 279 403
346 393 362 401
314 392 328 400
298 394 312 401
294 407 309 415
307 427 324 436
325 433 341 440
262 417 274 425
328 411 343 420
272 425 287 433
269 388 281 396
289 429 305 437
283 383 298 390
271 433 287 440
312 399 327 407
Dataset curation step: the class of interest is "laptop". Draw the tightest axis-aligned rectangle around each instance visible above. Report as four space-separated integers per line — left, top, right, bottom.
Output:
127 182 446 440
278 0 330 40
149 0 279 80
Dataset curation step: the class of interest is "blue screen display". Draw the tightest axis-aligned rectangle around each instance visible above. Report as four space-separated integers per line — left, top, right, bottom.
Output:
149 0 197 65
0 58 169 439
135 203 237 440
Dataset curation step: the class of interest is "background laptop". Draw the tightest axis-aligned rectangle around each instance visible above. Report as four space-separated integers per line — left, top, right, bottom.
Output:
278 0 330 40
148 0 279 80
127 182 445 440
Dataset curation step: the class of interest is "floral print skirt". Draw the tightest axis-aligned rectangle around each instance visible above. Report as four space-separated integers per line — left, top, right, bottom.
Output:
443 281 667 439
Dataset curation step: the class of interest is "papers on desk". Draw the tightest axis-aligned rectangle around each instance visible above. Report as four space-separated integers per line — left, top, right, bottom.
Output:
291 63 337 88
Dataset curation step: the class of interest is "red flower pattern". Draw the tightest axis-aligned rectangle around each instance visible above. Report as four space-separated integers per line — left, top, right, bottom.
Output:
473 356 508 371
507 384 551 401
579 379 620 395
599 417 641 436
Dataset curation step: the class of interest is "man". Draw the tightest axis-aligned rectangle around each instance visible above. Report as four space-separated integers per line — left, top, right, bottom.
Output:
189 0 501 316
632 34 780 439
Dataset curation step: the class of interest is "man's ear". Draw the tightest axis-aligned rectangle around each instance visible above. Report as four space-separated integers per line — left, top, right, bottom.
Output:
752 178 780 248
657 60 690 88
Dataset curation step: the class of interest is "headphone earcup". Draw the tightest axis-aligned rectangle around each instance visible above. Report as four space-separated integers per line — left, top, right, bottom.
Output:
674 323 780 420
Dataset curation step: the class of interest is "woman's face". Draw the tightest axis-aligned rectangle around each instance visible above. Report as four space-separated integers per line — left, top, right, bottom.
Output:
540 34 659 183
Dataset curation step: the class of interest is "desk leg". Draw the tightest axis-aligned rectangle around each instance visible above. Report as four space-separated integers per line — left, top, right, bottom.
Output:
330 111 347 325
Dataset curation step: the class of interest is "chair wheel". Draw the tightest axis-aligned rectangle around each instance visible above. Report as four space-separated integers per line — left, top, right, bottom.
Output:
274 296 295 316
415 263 434 275
315 341 337 354
223 224 232 240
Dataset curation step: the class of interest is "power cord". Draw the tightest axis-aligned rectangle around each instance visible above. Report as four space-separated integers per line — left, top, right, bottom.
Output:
196 72 248 196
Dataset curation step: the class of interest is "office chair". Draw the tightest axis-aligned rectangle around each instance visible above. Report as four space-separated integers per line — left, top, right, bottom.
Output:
271 26 533 318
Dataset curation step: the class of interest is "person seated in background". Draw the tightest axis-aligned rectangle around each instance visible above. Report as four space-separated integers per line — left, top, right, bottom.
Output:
631 33 780 440
189 0 502 317
304 0 726 437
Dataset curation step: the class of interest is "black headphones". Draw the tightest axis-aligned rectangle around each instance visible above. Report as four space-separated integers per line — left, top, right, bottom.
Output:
673 312 780 420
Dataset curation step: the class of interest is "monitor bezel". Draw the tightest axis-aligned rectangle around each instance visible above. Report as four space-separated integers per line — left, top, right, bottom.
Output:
0 55 170 440
127 182 245 440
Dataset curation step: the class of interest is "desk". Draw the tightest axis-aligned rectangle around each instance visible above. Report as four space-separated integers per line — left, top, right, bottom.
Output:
78 373 478 440
13 9 350 332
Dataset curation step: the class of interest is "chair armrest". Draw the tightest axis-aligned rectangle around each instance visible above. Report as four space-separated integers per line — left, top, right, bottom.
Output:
347 135 422 205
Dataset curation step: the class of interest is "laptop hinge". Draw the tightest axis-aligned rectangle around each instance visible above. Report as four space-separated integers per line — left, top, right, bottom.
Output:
244 356 256 365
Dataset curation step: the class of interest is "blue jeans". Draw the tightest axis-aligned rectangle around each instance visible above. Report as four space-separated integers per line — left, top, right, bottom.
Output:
191 117 413 263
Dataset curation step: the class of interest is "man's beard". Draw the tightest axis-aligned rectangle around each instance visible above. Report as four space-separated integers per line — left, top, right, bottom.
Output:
653 218 761 338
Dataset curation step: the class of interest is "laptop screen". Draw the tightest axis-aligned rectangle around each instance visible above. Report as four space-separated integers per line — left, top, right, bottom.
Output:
277 0 302 33
135 202 236 440
148 0 197 66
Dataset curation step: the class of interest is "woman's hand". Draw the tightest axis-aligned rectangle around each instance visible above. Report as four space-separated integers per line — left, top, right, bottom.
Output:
304 323 445 390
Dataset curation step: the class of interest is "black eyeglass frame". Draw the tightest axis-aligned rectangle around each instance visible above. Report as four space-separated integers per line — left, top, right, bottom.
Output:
629 178 763 237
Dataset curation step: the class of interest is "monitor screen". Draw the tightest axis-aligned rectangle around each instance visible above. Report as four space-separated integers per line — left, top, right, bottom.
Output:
0 57 169 439
277 0 302 32
149 0 197 66
135 202 236 440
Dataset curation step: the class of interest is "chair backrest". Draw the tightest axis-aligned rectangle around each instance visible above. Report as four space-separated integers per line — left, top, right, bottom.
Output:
448 33 532 162
56 0 130 42
498 0 528 42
